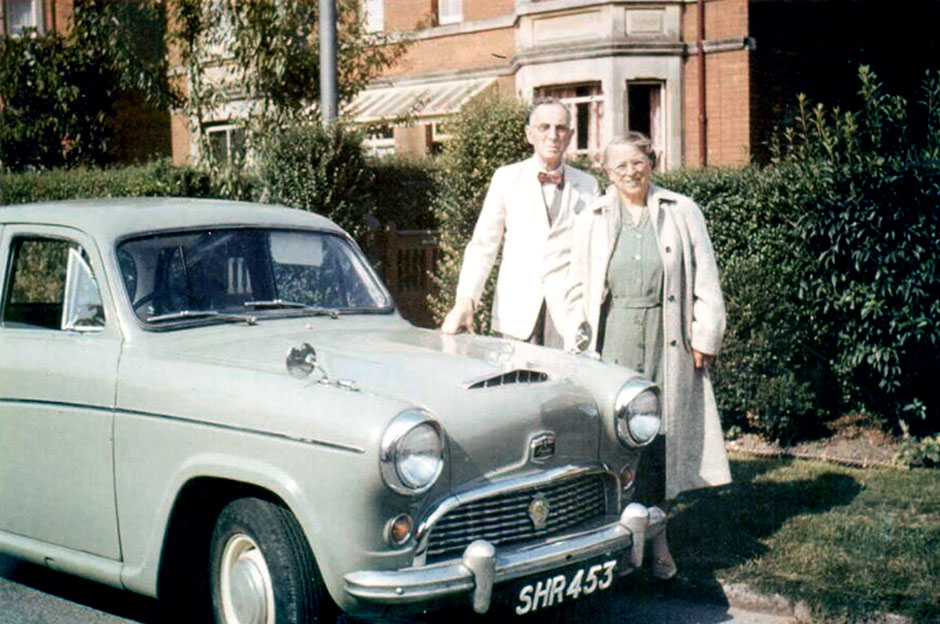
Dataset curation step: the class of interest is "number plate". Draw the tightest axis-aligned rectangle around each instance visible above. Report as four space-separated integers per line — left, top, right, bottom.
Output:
507 557 618 615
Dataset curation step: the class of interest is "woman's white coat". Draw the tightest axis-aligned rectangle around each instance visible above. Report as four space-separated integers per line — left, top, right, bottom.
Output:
566 184 731 499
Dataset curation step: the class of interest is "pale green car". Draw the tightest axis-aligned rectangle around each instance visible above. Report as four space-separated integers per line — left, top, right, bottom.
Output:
0 198 667 623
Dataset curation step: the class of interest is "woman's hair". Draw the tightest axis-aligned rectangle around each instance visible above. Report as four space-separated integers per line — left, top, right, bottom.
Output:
604 131 657 168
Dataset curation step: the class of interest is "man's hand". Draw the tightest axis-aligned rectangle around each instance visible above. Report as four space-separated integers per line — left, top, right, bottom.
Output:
441 298 475 334
693 350 715 369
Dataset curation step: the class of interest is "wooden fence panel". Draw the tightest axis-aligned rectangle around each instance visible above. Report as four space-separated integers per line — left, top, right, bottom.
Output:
364 226 441 328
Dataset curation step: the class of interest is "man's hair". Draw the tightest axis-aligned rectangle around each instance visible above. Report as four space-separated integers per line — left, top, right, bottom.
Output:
603 131 657 168
527 97 572 126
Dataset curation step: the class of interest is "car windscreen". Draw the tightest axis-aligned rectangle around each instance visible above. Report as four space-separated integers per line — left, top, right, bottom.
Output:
117 228 392 324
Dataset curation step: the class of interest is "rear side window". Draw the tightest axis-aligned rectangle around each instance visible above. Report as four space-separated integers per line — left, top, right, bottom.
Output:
2 237 105 331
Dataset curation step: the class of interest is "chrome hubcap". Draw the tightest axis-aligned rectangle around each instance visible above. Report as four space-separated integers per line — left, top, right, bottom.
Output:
219 534 275 624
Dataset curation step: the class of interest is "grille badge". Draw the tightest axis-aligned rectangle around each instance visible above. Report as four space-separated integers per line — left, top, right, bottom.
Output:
530 433 555 463
527 493 550 530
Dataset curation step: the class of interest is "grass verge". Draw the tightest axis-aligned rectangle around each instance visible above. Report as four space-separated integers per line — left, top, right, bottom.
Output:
667 455 940 623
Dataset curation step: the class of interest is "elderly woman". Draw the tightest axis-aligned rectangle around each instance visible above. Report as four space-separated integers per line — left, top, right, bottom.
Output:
566 132 731 576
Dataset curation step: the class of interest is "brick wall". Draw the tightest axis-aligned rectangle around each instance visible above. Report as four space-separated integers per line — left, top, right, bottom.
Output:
463 0 514 22
49 0 73 33
385 27 515 77
170 112 192 165
386 0 434 32
385 0 514 32
681 0 751 167
681 0 748 42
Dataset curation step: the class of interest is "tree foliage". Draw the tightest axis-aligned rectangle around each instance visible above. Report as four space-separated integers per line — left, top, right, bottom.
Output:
0 0 168 170
167 0 409 191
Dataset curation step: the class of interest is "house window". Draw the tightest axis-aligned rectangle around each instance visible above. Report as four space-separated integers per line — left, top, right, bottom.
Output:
535 83 604 156
206 124 246 165
3 0 43 35
364 126 395 157
436 0 462 25
626 81 665 168
363 0 384 33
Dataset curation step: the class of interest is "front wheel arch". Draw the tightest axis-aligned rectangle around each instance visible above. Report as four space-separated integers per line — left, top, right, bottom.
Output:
210 496 329 624
157 479 331 623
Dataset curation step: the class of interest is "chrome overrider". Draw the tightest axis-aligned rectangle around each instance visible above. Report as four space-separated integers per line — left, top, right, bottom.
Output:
343 466 669 614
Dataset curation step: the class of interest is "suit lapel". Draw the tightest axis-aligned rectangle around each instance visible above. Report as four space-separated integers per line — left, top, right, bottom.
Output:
524 158 551 230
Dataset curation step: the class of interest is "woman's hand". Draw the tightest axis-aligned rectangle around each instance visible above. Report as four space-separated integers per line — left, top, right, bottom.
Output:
693 350 715 369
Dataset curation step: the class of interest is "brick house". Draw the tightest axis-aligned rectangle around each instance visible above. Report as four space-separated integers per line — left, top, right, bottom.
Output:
350 0 940 168
6 1 936 170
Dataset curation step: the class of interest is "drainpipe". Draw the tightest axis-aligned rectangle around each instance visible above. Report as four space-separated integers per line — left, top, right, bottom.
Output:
697 0 707 166
319 0 338 125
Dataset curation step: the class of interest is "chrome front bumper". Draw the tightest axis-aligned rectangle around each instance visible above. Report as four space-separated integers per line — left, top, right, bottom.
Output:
344 503 667 614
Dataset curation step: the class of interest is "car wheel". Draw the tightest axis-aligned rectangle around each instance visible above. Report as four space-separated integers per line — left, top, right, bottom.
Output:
210 497 324 624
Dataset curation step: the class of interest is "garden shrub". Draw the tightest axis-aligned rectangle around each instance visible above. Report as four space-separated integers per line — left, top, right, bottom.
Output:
427 94 531 331
894 433 940 469
1 160 214 205
0 1 169 172
775 67 940 436
658 165 835 443
366 154 439 231
257 123 372 239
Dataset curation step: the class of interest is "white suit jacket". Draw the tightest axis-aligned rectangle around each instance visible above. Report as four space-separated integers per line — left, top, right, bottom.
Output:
455 157 599 340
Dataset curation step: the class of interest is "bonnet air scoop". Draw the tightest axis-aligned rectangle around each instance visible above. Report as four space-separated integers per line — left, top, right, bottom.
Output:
465 369 549 389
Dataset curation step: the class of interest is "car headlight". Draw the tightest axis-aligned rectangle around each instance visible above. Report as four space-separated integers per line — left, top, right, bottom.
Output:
613 378 661 447
380 409 444 495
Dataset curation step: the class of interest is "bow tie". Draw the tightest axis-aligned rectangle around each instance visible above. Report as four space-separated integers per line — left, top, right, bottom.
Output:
537 171 564 189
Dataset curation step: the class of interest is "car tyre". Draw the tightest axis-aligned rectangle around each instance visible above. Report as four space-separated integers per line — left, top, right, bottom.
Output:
210 497 325 624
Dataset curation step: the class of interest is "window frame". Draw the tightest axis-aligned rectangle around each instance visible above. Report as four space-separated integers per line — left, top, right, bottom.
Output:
535 82 604 157
436 0 462 25
363 0 384 33
1 235 106 332
2 0 44 36
625 80 666 170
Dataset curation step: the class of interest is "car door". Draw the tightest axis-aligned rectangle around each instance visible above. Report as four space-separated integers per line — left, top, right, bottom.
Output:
0 225 122 560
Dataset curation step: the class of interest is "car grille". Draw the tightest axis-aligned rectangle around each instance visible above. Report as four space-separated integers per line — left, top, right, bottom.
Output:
467 369 548 389
425 474 608 561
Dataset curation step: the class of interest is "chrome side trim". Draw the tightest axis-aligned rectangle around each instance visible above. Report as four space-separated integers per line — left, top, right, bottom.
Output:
1 398 364 453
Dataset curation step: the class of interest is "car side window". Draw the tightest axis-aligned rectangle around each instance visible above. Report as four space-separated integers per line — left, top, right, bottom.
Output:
2 237 105 331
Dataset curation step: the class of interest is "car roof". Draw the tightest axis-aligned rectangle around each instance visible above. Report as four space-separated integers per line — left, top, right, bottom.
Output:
0 197 345 242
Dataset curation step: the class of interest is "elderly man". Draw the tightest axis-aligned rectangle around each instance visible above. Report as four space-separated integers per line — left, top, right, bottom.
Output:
441 98 599 346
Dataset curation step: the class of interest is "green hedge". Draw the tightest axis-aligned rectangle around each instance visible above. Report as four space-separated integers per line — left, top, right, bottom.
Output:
0 160 215 205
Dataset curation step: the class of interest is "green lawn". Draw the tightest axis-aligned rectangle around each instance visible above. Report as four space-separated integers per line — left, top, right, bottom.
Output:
668 455 940 623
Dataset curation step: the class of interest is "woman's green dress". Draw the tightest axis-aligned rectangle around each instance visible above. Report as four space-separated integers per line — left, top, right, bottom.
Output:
601 205 664 390
601 202 667 504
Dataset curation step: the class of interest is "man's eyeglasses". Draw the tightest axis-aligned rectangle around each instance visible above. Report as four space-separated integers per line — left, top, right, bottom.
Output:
531 123 571 135
611 160 650 175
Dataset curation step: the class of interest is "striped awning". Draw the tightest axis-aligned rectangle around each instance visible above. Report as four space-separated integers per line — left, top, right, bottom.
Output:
346 77 496 122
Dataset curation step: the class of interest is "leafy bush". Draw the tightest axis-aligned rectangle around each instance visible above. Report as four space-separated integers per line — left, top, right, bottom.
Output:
0 1 169 171
366 154 439 230
1 160 215 205
774 67 940 436
658 166 834 443
427 95 531 331
893 434 940 469
257 123 373 238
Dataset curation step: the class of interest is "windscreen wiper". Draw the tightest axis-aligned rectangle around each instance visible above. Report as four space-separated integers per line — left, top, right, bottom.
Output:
146 310 257 325
244 300 340 319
